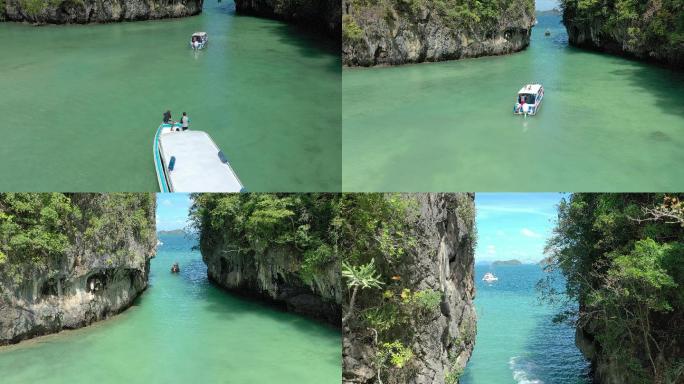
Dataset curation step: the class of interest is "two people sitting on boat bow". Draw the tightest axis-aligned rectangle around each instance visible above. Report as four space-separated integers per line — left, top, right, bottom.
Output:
163 110 190 131
171 262 180 274
191 36 201 50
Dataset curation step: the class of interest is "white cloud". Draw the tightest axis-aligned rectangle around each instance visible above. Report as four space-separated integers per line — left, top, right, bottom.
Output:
496 230 506 237
160 198 173 206
487 245 496 255
520 228 541 238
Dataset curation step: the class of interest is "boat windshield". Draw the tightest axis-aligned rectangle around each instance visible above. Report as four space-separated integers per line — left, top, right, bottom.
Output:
518 93 536 104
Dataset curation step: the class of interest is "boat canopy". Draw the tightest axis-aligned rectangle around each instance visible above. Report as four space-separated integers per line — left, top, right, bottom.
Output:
518 84 542 94
192 32 208 38
158 130 243 192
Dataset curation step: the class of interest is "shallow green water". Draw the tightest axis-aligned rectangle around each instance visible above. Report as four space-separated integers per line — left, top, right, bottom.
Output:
0 3 341 191
0 233 341 383
342 15 684 191
462 265 589 384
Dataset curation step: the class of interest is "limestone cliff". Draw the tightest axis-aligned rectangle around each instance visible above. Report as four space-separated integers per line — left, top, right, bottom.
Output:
0 0 203 24
201 242 342 325
562 0 684 68
234 0 341 39
192 194 342 326
343 0 535 66
343 193 477 384
0 193 156 345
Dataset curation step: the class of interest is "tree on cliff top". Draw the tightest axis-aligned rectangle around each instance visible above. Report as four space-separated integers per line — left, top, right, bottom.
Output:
542 193 684 384
189 193 341 283
0 193 155 288
561 0 684 64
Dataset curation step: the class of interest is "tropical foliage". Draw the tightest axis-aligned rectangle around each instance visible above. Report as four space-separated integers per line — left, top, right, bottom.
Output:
190 193 341 283
343 0 535 42
561 0 684 63
542 193 684 384
339 194 475 383
0 193 155 286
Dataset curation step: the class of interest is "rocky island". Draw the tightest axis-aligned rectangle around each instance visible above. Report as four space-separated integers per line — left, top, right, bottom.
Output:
561 0 684 67
342 0 535 66
342 193 477 384
0 193 156 345
191 194 342 326
491 259 522 266
0 0 203 24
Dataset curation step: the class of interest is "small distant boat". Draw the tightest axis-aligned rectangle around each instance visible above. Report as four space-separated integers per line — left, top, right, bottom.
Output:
190 32 208 50
482 272 498 282
153 122 245 192
513 84 544 116
171 263 180 274
544 29 551 36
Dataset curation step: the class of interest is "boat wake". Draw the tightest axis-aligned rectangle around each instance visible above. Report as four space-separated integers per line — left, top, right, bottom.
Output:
509 356 544 384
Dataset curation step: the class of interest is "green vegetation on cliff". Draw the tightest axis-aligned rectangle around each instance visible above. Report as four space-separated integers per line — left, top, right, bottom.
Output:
561 0 684 65
190 193 341 283
342 194 476 383
343 0 535 41
542 194 684 383
19 0 62 16
0 193 155 286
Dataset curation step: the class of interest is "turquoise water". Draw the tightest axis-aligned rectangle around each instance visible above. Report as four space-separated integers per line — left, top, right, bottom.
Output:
0 2 341 191
0 233 341 383
342 14 684 191
462 264 590 384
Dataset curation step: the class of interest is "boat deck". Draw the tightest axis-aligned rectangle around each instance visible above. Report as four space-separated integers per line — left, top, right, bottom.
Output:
158 130 243 192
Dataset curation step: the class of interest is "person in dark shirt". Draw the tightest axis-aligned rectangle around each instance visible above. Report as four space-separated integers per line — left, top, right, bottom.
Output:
163 110 174 125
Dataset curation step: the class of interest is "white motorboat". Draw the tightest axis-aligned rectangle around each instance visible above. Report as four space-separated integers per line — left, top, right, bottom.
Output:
513 83 544 116
153 122 245 192
482 272 499 282
190 32 208 50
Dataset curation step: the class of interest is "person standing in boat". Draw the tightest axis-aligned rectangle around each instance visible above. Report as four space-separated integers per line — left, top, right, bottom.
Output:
181 112 189 131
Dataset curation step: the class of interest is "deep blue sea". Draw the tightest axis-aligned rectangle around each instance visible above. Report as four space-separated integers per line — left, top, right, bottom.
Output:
461 264 591 384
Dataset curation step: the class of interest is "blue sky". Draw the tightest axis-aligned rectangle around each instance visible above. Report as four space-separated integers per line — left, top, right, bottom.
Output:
475 193 564 263
156 193 192 231
537 0 559 11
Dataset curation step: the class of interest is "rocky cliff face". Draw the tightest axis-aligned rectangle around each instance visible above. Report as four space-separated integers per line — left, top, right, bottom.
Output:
343 193 477 384
234 0 341 39
0 0 203 24
575 326 633 384
0 194 156 345
343 0 535 66
200 235 342 326
562 0 684 68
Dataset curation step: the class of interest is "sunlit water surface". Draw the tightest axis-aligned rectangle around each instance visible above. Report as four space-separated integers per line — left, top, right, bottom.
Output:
0 2 341 191
343 14 684 191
